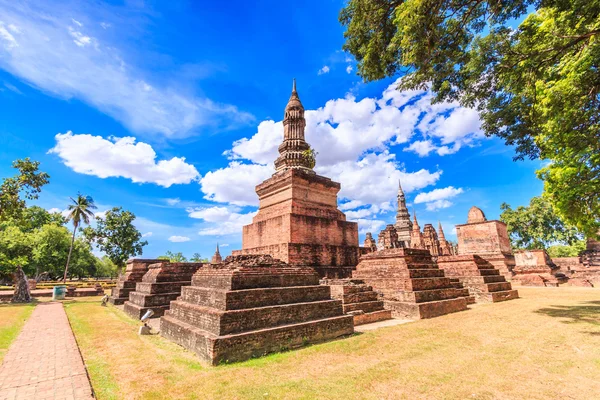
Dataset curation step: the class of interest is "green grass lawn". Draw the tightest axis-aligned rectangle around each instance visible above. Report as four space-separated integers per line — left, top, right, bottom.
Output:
64 287 600 400
0 302 35 362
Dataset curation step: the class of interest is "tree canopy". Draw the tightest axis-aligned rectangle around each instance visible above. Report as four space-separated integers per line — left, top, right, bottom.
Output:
83 207 147 267
500 196 581 250
340 0 600 237
158 251 188 263
0 158 50 222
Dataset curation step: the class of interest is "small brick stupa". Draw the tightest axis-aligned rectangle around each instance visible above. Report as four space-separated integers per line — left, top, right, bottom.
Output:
455 206 515 279
160 255 354 365
353 248 468 319
512 249 564 287
124 262 203 319
233 80 359 278
109 259 163 305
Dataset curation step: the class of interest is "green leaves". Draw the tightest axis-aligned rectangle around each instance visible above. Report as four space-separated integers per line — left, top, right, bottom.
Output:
0 158 49 222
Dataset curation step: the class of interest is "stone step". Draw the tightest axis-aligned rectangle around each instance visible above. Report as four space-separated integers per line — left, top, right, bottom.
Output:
384 297 467 319
329 284 374 296
180 285 331 310
475 289 519 303
352 309 393 326
167 299 345 336
135 281 191 295
160 313 354 365
128 291 180 307
341 291 378 304
409 269 446 278
123 301 170 320
408 277 453 291
460 275 506 285
343 300 385 314
191 270 320 290
478 269 501 276
396 288 461 303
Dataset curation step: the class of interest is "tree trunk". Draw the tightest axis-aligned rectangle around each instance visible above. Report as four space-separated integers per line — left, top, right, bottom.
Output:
63 224 77 283
12 266 32 303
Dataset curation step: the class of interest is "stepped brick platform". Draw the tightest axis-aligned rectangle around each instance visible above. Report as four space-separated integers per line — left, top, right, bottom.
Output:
513 250 566 287
160 255 354 365
437 255 519 302
124 262 203 320
352 248 468 319
322 279 392 325
447 278 476 305
109 259 163 305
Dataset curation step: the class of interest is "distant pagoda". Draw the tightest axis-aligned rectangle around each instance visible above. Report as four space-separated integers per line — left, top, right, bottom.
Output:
394 180 412 247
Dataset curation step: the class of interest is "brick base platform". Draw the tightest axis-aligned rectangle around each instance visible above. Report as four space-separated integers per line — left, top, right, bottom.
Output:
322 279 392 326
123 262 203 320
109 259 163 305
437 255 519 303
352 248 468 319
160 255 354 365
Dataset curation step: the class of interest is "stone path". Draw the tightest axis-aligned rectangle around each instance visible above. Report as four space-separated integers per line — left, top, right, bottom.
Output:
0 302 94 400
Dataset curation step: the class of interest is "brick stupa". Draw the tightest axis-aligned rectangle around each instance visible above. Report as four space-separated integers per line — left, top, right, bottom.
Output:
160 255 354 365
109 259 163 305
233 80 359 278
353 248 468 319
124 262 203 319
455 206 515 279
512 249 564 287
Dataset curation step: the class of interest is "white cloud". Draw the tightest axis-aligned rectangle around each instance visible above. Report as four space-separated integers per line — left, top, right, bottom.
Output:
318 65 330 75
142 232 153 238
219 243 229 247
404 140 437 157
200 162 273 206
99 22 111 30
49 131 200 187
0 3 253 137
355 219 386 235
169 235 190 243
47 207 62 214
346 65 353 74
188 206 256 236
339 200 364 211
166 198 181 206
414 186 464 211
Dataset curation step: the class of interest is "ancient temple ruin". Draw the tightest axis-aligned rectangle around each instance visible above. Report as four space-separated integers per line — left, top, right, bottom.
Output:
233 80 360 278
512 250 564 287
394 180 412 247
211 244 223 264
109 259 163 305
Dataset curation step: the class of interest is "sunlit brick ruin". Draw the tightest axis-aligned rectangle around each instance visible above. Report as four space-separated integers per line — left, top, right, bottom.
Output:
233 80 360 278
160 255 354 365
109 258 163 305
323 279 392 325
124 262 203 319
512 250 565 287
211 244 223 264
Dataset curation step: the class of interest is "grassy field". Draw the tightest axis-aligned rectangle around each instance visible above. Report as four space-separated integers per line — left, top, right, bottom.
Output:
63 287 600 400
0 302 35 362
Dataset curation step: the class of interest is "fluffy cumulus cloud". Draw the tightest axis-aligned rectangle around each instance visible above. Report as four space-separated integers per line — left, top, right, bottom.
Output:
188 206 256 236
318 66 330 75
0 1 253 137
49 131 200 187
200 162 273 206
414 186 464 211
168 235 190 243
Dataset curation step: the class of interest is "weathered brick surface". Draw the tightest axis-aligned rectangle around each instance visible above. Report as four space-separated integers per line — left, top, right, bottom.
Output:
236 169 360 278
437 255 519 303
512 250 566 287
109 258 163 305
123 262 203 320
352 248 468 319
160 255 354 365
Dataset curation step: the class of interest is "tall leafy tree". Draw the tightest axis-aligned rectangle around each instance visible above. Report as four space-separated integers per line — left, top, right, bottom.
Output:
158 251 188 263
0 158 50 221
64 194 97 282
340 0 600 237
83 207 147 268
190 253 208 263
0 224 33 279
500 197 581 250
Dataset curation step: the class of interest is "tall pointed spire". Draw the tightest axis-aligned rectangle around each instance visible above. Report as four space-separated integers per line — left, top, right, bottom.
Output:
211 242 223 264
395 178 412 246
438 221 446 240
274 79 314 173
410 210 425 249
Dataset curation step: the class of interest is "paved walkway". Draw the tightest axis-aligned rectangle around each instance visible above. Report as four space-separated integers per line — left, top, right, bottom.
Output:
0 303 94 400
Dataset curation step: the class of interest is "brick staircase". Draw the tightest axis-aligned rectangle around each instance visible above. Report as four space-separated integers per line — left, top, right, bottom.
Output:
323 279 392 325
123 262 203 319
109 259 163 305
160 255 354 365
437 255 519 303
352 248 468 319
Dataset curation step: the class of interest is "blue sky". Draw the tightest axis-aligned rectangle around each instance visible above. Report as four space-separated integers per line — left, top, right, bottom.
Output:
0 0 543 259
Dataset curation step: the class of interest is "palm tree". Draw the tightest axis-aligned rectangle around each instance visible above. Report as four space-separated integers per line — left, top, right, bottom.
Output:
63 193 96 283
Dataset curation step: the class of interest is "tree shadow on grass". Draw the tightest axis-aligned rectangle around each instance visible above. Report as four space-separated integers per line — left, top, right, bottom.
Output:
535 301 600 331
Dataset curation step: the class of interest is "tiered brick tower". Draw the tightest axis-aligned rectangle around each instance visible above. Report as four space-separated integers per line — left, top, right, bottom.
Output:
456 206 515 279
363 232 377 252
378 224 402 249
109 259 163 305
211 244 223 264
160 255 354 365
437 222 454 256
422 224 441 256
410 212 426 250
235 80 360 278
323 279 392 325
353 248 468 319
437 255 519 302
394 180 412 247
124 262 203 319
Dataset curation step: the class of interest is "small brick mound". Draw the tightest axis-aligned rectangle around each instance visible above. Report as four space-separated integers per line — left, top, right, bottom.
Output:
512 250 566 287
123 262 203 320
160 255 354 365
353 248 468 319
437 255 519 302
109 259 163 305
323 279 392 325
